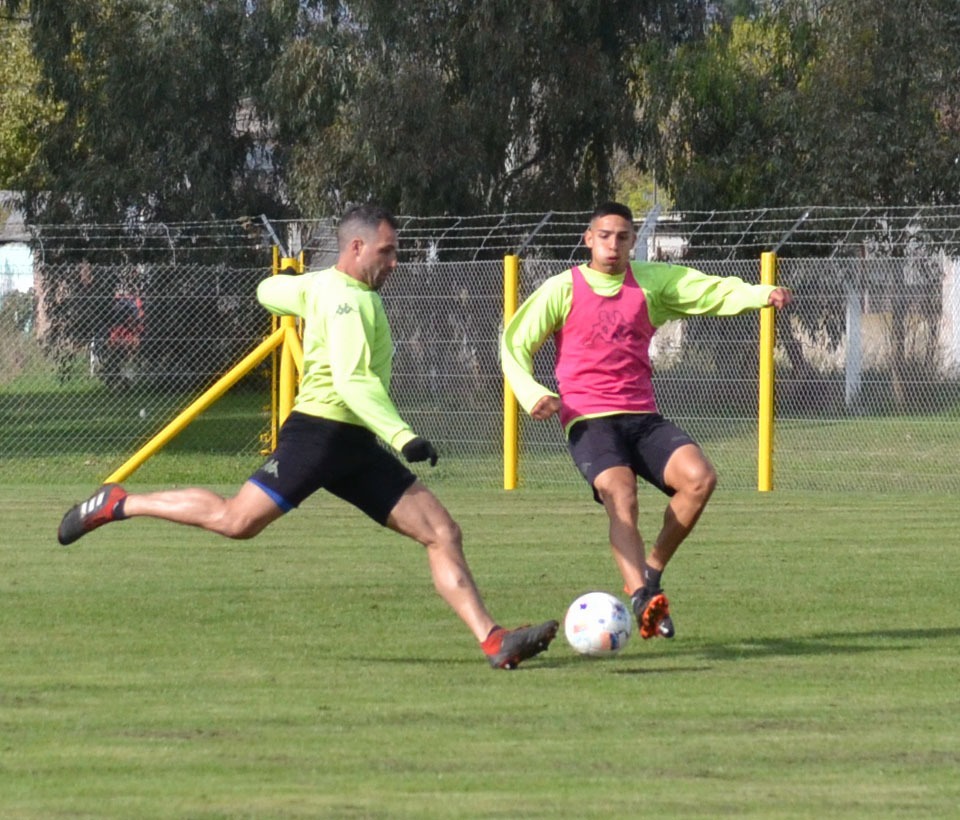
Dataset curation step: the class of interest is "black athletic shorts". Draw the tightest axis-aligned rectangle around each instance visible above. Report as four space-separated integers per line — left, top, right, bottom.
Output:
248 411 417 525
567 413 697 501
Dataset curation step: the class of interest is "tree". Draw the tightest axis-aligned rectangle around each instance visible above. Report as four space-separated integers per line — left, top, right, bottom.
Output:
2 0 312 388
795 0 960 207
0 4 60 189
263 0 709 217
6 0 710 223
10 0 295 227
642 0 960 211
641 0 960 412
637 9 816 214
795 0 960 408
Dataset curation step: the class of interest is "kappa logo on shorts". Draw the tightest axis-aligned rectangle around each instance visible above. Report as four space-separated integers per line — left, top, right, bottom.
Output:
336 303 354 315
261 458 279 478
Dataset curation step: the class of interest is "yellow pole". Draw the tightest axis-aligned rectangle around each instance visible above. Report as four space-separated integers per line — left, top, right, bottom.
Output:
277 254 305 427
758 252 777 492
283 324 304 375
104 327 286 484
278 316 298 424
267 246 281 452
503 255 520 490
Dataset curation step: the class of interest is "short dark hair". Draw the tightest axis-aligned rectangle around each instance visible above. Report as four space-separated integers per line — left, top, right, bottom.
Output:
338 203 399 249
590 201 634 224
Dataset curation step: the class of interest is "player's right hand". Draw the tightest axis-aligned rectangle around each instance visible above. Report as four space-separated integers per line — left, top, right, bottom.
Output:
530 395 562 420
402 436 439 466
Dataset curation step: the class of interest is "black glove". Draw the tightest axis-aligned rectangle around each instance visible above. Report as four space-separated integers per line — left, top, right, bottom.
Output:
402 436 438 467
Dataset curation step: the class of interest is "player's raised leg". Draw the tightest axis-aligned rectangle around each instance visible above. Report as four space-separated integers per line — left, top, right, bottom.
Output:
651 443 717 572
120 480 284 538
58 480 285 545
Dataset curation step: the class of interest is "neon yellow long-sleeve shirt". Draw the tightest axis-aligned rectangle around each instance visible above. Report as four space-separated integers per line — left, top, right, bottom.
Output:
501 261 776 416
256 267 417 452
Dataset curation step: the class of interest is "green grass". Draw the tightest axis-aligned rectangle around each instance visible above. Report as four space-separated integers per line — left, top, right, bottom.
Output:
6 376 960 492
2 484 959 817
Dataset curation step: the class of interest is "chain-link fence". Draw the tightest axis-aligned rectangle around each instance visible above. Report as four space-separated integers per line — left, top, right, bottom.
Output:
2 208 959 492
0 259 271 472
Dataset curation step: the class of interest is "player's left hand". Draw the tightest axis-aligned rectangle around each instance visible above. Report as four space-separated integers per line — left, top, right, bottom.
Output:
768 287 792 309
402 436 439 466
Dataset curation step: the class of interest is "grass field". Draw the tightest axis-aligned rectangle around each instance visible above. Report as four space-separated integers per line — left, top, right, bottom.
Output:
2 482 959 818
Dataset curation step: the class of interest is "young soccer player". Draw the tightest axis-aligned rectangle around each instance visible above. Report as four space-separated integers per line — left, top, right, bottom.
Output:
501 201 791 639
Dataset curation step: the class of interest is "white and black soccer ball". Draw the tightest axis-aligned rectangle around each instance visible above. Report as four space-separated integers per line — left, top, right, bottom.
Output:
564 591 633 657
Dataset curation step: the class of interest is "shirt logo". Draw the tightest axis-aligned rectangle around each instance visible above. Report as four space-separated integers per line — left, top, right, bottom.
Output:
587 309 638 346
261 458 279 478
336 303 354 315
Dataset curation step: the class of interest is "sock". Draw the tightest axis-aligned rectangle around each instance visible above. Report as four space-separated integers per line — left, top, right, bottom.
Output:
643 567 663 591
481 625 504 654
113 497 128 520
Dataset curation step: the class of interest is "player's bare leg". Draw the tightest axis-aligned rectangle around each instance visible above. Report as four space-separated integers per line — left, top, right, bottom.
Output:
623 444 716 639
387 481 496 640
120 480 285 539
593 465 647 594
649 444 717 572
387 481 557 668
58 480 284 545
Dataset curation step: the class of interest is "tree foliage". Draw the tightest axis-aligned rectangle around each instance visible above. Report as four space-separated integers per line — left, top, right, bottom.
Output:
0 6 59 189
265 0 707 216
9 0 297 226
795 0 960 206
643 0 960 212
4 0 709 224
639 6 812 212
6 0 960 227
639 0 960 411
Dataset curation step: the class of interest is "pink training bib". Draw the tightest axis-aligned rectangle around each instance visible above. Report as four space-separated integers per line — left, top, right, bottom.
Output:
554 265 658 428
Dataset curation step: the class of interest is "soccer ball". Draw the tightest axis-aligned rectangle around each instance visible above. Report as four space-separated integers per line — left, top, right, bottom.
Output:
564 591 633 657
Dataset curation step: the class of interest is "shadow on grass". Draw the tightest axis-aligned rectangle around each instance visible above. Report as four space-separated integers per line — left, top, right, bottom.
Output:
323 627 960 672
581 627 960 673
692 626 960 662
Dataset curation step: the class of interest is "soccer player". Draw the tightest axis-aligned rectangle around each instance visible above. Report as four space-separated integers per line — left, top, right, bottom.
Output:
58 203 557 670
501 201 792 640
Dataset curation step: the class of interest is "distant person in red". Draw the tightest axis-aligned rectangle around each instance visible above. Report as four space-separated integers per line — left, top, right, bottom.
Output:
90 294 144 385
106 295 144 352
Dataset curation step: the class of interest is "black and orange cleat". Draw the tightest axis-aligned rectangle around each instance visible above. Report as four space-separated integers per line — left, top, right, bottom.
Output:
631 589 675 640
57 484 128 546
483 620 559 669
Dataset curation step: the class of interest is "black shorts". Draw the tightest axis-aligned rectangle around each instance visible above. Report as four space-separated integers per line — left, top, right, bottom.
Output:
567 413 697 500
248 411 417 525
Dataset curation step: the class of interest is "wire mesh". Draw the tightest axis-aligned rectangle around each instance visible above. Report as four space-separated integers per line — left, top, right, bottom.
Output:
0 260 272 474
2 207 959 493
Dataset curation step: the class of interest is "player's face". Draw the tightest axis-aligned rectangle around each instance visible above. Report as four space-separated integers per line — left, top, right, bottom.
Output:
584 214 635 274
356 221 399 291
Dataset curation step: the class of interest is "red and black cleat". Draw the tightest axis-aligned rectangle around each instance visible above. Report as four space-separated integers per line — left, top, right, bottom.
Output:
57 484 128 546
484 620 559 669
